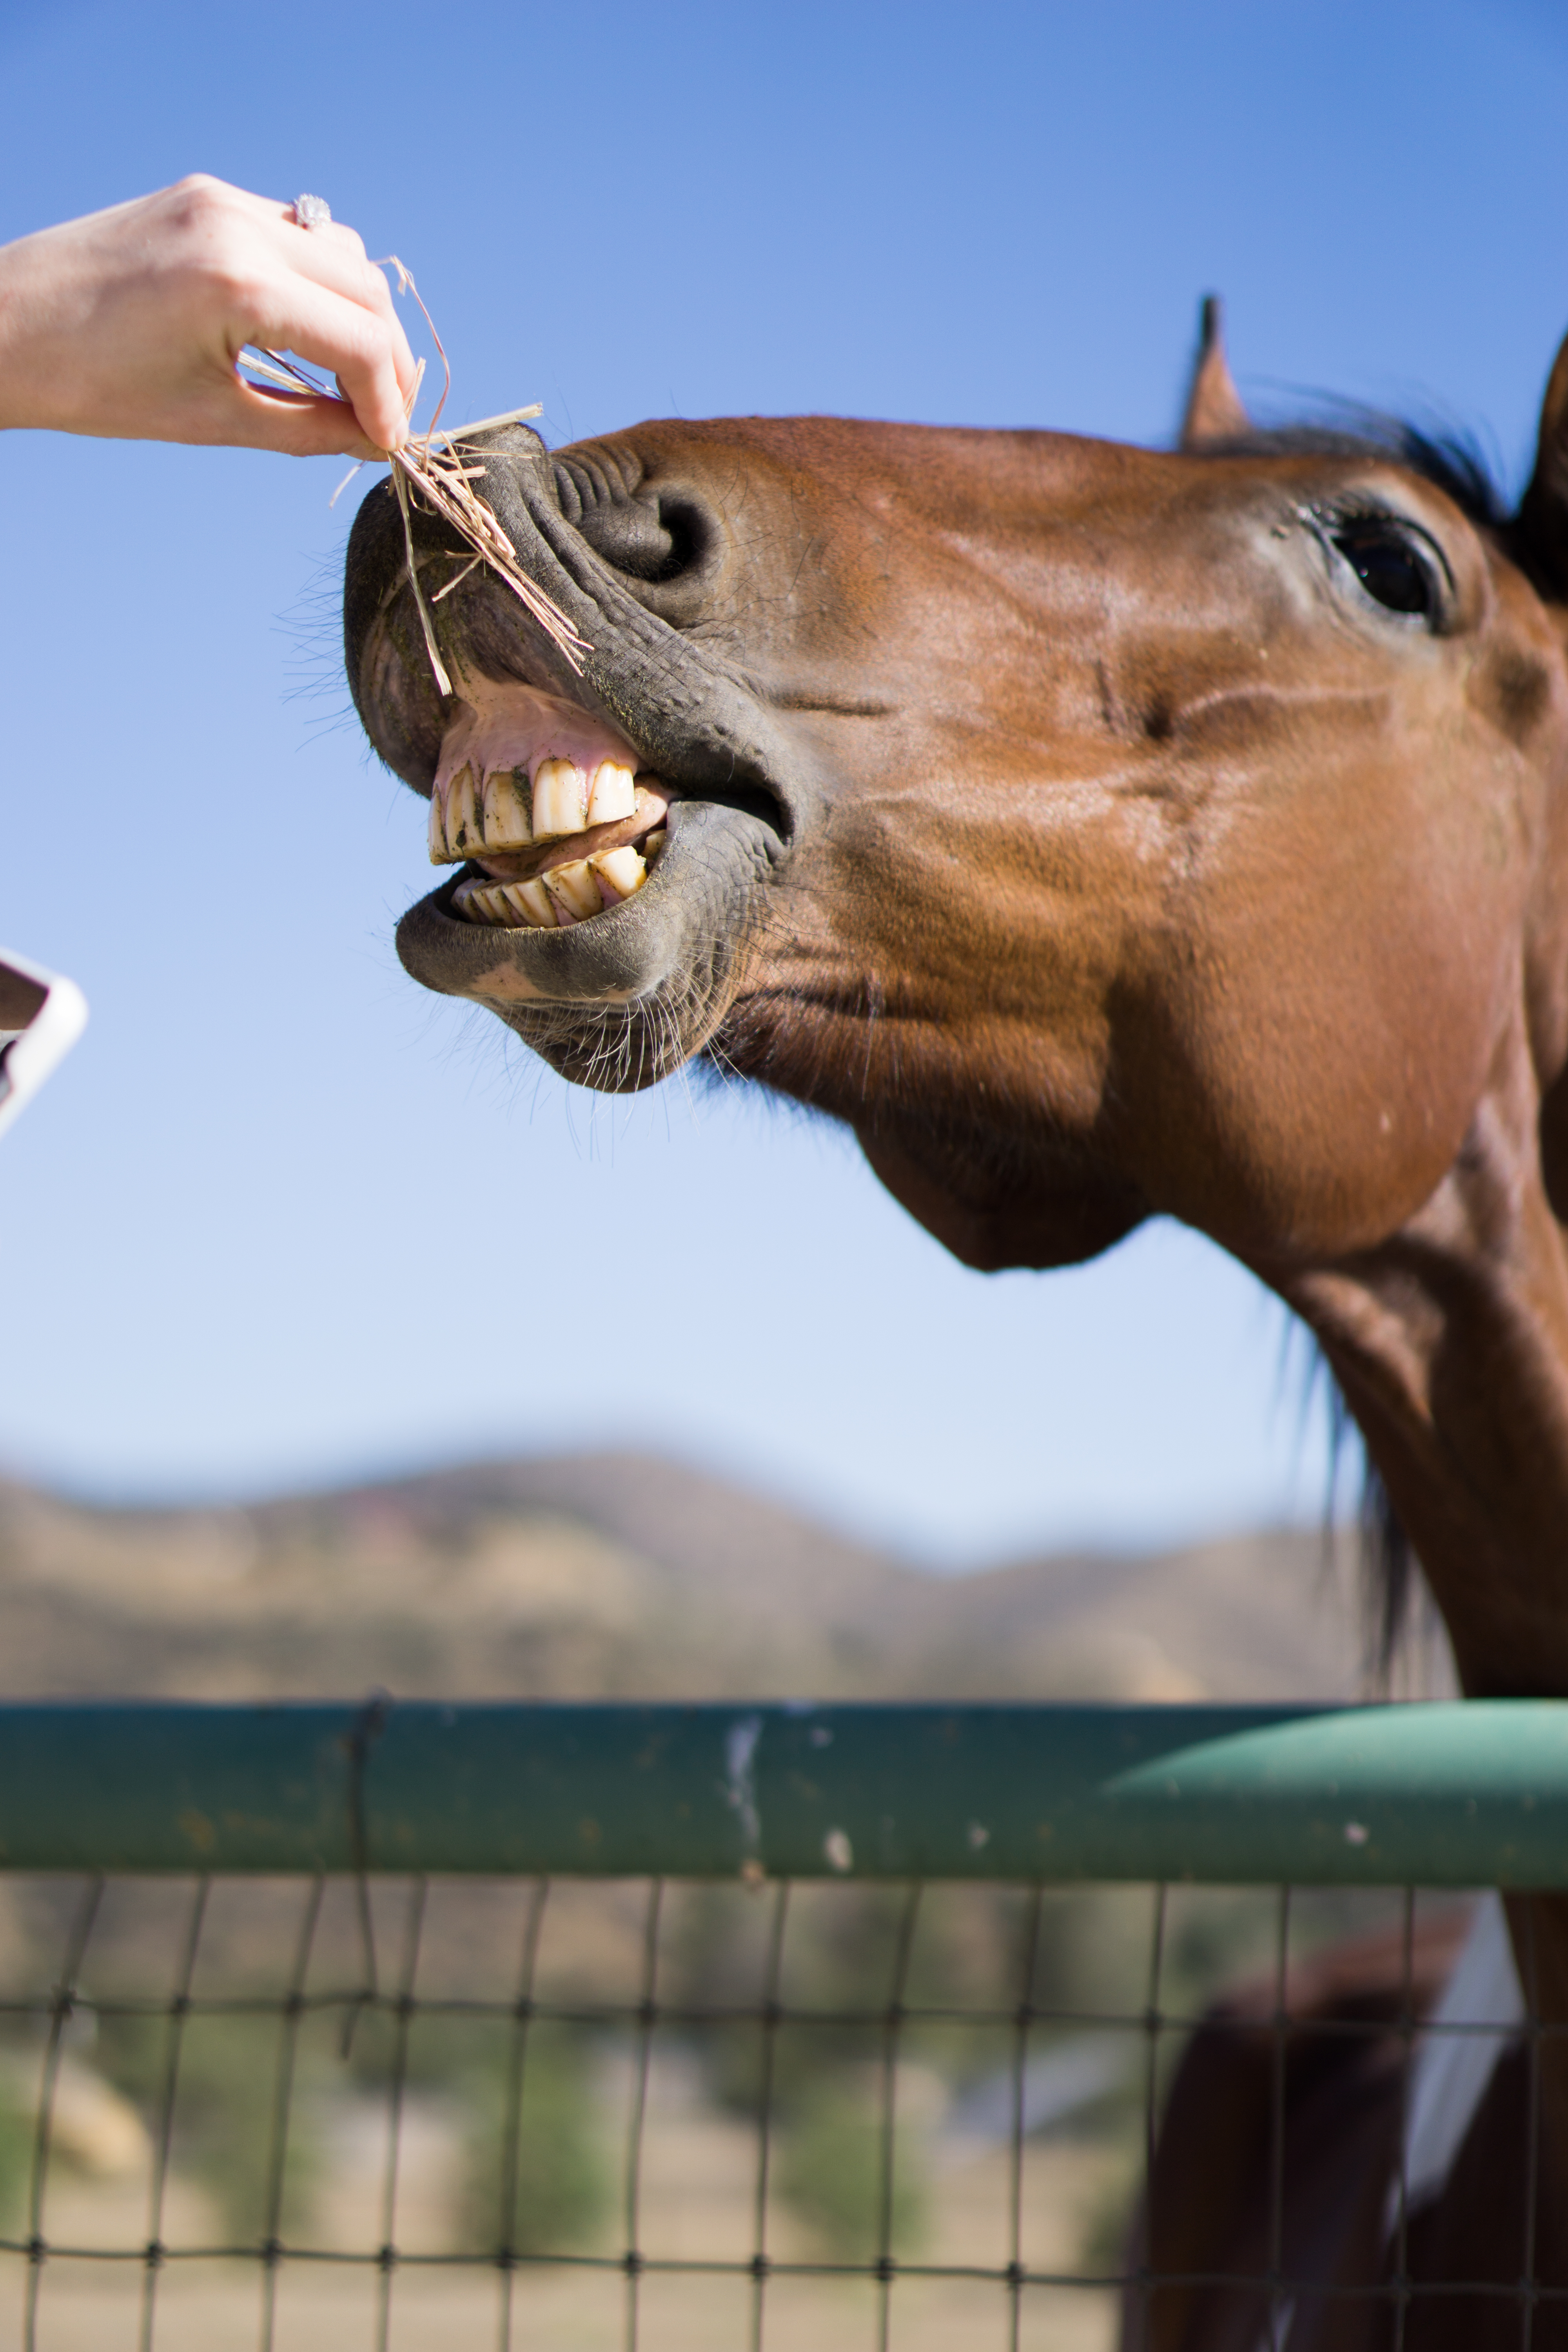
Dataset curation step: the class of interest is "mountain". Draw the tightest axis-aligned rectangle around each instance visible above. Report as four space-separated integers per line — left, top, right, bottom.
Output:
0 1452 1454 1704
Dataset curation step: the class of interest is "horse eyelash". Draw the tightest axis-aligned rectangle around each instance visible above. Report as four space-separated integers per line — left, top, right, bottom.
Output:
1300 501 1457 619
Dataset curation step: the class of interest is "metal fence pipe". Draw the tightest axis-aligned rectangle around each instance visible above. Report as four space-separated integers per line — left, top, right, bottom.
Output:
0 1700 1563 1883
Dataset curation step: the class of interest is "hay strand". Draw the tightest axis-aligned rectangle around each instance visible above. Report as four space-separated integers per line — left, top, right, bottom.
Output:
392 460 452 699
238 267 588 692
430 553 484 604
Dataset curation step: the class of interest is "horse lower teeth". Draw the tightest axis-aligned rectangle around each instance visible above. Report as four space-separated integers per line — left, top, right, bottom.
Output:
546 859 603 922
454 844 650 930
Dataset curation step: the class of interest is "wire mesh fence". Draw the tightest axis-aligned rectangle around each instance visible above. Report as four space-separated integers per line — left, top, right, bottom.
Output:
0 1867 1506 2351
0 1701 1555 2349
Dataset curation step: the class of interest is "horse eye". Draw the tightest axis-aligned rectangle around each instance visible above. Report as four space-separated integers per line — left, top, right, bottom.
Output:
1330 521 1440 619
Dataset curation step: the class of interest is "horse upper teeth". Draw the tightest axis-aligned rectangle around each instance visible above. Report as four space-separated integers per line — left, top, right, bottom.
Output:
429 757 633 862
446 762 480 857
481 766 532 848
585 761 637 827
532 757 587 840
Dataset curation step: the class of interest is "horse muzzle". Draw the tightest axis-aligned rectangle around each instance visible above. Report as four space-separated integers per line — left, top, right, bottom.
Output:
344 425 802 1088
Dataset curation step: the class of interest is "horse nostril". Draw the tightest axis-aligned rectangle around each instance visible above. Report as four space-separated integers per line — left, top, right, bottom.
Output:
575 494 712 585
651 497 711 580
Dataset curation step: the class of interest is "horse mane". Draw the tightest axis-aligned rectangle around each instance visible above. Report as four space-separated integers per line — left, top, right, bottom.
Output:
1191 414 1511 530
1351 1430 1417 1687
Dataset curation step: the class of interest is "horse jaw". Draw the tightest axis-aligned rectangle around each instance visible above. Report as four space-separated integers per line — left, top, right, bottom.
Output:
855 1125 1146 1272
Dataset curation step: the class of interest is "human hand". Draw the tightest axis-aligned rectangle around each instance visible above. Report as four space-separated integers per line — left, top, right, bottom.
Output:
0 174 418 457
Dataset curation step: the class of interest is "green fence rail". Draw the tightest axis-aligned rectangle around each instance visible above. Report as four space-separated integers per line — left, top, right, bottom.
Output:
0 1699 1563 1882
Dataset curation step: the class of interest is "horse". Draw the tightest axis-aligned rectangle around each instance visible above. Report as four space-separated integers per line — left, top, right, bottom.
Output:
342 299 1568 2344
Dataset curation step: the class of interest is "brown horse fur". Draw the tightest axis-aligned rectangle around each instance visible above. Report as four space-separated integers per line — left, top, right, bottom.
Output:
1123 1906 1557 2349
343 299 1568 2330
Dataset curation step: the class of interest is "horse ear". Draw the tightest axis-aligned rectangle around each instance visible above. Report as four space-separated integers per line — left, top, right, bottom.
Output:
1517 330 1568 594
1180 295 1251 450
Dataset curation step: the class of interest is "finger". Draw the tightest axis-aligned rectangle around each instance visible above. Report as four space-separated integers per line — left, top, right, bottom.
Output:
174 178 418 397
227 381 387 460
251 228 420 400
196 177 365 250
179 176 373 273
246 280 414 450
266 200 375 272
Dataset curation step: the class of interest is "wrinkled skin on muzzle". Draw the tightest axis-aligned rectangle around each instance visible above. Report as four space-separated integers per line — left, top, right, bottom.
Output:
346 420 810 1091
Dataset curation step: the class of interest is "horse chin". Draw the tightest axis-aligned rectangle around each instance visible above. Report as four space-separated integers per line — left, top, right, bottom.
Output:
394 797 770 1092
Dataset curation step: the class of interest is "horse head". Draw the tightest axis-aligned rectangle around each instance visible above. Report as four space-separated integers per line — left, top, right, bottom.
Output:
345 312 1568 1700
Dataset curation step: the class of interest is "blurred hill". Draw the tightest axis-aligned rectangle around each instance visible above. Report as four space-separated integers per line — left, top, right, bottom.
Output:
0 1454 1453 1704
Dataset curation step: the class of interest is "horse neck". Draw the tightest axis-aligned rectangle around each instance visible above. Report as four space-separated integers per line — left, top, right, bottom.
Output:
1278 999 1568 1700
1275 1000 1568 2201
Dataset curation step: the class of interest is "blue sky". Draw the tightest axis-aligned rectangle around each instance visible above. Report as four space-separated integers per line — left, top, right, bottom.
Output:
0 0 1558 1561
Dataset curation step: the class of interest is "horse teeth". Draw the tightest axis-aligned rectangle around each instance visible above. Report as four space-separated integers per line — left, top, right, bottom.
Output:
544 858 603 922
429 762 477 864
447 763 480 857
453 875 549 928
457 879 509 924
505 878 556 927
481 767 532 847
591 845 647 904
586 760 637 826
531 757 588 840
433 711 669 927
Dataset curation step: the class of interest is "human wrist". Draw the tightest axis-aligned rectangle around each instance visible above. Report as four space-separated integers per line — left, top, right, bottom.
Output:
0 232 60 432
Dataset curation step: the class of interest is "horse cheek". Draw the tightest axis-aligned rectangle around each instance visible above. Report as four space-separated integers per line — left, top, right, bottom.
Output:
1123 901 1506 1259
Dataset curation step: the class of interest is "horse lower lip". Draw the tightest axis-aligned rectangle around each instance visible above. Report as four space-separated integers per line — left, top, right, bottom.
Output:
395 799 768 1083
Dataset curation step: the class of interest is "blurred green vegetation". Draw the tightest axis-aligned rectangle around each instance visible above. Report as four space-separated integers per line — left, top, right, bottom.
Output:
0 1874 1414 2276
330 2003 609 2255
461 2029 610 2256
777 2076 927 2261
95 2009 318 2242
0 2072 32 2229
89 1999 609 2254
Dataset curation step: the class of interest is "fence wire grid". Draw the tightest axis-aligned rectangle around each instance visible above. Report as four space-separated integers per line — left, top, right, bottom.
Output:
0 1866 1547 2352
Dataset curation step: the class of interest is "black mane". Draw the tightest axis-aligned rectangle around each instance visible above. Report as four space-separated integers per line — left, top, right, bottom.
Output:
1195 415 1510 530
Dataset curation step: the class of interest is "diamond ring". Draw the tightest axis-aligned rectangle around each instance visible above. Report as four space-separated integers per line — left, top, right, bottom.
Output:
292 194 332 231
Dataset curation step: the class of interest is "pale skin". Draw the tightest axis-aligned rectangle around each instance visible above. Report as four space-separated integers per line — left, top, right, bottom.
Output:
0 173 417 458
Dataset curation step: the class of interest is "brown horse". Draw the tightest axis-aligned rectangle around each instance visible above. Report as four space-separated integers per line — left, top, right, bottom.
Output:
343 302 1568 2342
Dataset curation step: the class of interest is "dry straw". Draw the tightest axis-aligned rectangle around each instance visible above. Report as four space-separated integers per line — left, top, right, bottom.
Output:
240 261 588 698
